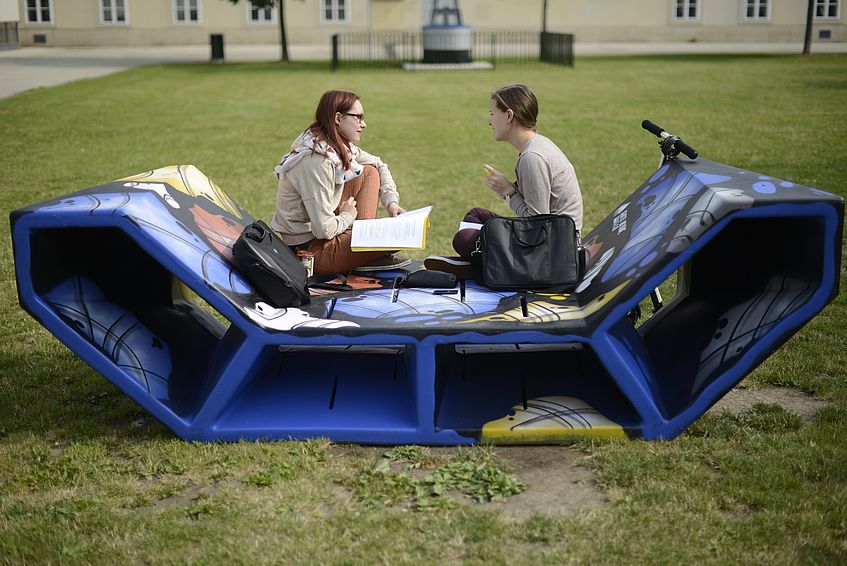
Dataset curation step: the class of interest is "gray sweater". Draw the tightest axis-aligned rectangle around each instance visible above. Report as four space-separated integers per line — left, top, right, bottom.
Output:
507 134 583 232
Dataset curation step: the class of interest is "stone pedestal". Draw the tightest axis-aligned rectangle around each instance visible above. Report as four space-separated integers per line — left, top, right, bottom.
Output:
422 25 472 63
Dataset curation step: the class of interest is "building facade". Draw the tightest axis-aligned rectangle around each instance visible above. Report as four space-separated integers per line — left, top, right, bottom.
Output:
1 0 19 47
13 0 846 47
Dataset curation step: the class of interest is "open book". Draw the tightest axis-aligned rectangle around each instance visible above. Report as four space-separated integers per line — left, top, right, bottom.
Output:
351 206 432 251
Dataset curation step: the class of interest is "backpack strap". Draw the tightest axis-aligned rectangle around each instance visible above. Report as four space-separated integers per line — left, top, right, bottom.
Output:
307 273 353 292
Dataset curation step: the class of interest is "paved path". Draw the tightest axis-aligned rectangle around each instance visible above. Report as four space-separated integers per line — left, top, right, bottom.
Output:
0 44 285 99
1 41 844 100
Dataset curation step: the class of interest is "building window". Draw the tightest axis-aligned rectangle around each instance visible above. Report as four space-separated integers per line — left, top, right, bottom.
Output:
101 0 128 24
321 0 350 24
744 0 770 20
174 0 201 24
672 0 698 21
249 1 276 24
815 0 840 18
25 0 52 24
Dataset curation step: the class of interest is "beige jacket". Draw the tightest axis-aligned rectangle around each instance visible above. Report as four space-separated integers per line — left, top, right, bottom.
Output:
271 145 401 246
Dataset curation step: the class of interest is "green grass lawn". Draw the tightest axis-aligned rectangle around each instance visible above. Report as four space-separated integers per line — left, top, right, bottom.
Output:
1 54 846 564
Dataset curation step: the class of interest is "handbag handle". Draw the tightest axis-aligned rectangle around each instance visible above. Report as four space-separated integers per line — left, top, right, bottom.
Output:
510 221 548 248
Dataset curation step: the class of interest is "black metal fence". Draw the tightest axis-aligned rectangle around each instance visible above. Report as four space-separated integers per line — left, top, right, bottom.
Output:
1 22 19 49
331 30 573 70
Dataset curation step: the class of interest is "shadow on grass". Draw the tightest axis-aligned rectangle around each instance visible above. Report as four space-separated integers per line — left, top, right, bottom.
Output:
156 60 343 75
577 53 833 64
0 346 172 441
152 59 575 76
143 53 847 80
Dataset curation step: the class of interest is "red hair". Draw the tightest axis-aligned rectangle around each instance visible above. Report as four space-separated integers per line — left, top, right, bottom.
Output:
308 90 359 170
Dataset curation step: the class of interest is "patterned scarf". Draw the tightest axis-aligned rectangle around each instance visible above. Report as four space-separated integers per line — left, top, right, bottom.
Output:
274 129 363 185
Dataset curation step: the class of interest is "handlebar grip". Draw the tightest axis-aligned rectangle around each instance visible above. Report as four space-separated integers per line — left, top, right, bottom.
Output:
676 139 699 160
642 120 665 137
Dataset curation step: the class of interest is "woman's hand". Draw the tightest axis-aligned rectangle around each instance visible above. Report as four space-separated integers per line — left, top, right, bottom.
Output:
483 164 515 197
339 196 358 220
387 202 406 217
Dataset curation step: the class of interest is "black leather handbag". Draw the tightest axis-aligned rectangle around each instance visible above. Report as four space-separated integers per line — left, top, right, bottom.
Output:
478 214 580 290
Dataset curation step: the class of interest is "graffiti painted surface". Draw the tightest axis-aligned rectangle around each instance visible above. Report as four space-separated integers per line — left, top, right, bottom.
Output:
12 159 842 442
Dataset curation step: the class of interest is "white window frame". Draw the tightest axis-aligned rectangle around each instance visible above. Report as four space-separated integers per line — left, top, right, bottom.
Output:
742 0 770 21
100 0 129 25
173 0 202 25
814 0 840 19
672 0 699 22
320 0 351 24
247 1 277 25
25 0 53 25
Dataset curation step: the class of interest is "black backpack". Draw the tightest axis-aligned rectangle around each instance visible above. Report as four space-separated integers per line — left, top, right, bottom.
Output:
233 221 352 307
232 220 311 307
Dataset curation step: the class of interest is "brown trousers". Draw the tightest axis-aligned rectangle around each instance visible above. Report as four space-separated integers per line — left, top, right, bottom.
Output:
300 165 392 275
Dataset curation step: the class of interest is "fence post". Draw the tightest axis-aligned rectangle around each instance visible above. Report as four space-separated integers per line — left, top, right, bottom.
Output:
331 34 339 71
538 31 552 63
538 31 546 63
410 31 416 65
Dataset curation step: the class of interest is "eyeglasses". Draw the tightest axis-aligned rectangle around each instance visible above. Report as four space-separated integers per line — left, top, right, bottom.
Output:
343 113 365 123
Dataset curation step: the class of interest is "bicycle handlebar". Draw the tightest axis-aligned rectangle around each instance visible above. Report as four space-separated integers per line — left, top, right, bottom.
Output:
641 119 699 160
641 120 665 138
674 139 698 160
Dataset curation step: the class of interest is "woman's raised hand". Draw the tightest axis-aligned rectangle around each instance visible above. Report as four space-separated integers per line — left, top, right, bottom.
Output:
340 196 358 220
482 164 514 197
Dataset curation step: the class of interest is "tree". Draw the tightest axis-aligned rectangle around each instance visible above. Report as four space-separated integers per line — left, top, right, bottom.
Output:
227 0 300 62
803 0 815 55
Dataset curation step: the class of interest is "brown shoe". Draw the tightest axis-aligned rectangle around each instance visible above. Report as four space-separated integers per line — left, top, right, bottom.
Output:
424 256 474 279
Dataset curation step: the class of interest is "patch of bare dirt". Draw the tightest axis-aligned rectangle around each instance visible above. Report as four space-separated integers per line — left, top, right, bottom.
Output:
327 386 828 520
150 479 238 511
331 444 607 519
708 386 829 420
483 446 607 521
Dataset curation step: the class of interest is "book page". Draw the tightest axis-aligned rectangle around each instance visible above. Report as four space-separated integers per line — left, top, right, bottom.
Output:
351 206 432 251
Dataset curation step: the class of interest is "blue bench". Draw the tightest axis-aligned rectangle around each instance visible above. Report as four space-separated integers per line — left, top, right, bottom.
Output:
11 159 843 443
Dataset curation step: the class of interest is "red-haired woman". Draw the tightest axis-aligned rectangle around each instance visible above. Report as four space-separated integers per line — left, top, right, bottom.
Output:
271 90 410 275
